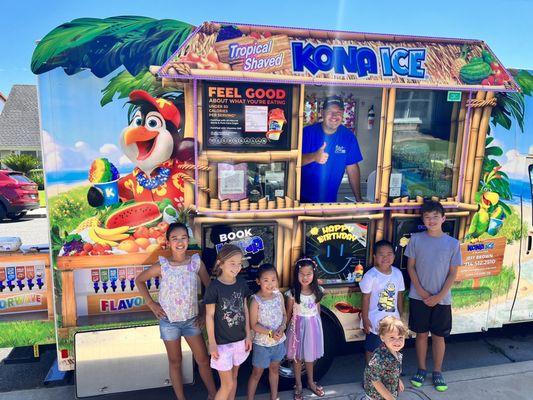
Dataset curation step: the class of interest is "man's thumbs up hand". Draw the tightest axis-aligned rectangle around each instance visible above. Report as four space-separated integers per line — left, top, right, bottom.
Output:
315 142 329 164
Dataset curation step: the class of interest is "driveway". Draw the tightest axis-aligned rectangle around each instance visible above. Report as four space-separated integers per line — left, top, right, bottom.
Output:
0 209 50 246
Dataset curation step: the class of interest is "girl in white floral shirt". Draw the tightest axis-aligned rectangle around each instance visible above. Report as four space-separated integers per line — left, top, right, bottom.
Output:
136 223 216 400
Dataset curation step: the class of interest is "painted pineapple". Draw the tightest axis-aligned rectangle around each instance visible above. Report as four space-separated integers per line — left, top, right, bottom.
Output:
452 44 470 80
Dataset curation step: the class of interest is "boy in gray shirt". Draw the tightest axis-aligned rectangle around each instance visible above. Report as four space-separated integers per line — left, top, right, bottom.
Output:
405 200 462 392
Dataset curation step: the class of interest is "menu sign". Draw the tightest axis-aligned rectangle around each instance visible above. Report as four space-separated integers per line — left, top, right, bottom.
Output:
203 82 292 150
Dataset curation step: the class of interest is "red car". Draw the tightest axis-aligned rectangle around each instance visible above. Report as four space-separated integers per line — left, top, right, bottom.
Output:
0 170 39 221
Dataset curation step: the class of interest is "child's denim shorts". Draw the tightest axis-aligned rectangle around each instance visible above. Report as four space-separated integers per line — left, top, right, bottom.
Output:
252 341 287 368
159 316 201 341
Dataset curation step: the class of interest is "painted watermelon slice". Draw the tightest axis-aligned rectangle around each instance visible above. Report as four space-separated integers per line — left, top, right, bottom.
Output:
105 202 162 230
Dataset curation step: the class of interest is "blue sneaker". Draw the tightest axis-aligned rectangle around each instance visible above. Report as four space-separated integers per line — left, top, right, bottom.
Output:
410 369 427 388
432 371 448 392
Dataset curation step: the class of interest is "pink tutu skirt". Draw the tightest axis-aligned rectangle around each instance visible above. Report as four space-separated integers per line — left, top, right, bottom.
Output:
286 314 324 362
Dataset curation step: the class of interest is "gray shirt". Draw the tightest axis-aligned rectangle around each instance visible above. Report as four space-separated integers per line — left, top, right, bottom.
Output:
405 231 462 305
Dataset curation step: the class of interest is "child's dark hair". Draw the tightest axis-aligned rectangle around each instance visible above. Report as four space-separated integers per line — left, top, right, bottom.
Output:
256 263 278 281
291 257 323 304
421 200 445 216
373 239 394 255
212 244 243 277
166 222 189 241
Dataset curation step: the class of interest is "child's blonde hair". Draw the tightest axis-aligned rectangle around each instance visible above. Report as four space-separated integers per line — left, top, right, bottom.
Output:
378 316 408 337
212 244 243 276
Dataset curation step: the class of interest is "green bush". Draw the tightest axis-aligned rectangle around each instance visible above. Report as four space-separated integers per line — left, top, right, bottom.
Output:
48 186 93 233
499 210 527 244
29 169 44 190
1 153 41 174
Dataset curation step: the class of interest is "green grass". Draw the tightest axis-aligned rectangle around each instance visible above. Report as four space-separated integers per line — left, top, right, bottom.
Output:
48 185 95 233
0 319 56 347
451 287 492 309
38 190 46 207
451 266 515 309
455 266 515 297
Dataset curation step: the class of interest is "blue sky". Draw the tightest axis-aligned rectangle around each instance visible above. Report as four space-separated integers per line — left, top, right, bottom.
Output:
2 0 532 178
1 0 533 96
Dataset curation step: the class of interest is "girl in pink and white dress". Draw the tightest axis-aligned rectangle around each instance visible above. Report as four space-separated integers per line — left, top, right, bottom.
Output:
285 257 325 399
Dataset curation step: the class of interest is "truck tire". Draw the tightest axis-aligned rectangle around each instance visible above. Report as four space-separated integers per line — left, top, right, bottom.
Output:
277 312 342 390
7 211 27 221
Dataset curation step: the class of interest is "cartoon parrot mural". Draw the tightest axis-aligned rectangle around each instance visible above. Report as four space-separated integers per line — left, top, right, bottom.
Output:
87 90 195 209
466 166 509 240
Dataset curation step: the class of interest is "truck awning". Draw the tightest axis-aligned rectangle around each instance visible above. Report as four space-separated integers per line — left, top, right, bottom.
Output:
159 22 519 92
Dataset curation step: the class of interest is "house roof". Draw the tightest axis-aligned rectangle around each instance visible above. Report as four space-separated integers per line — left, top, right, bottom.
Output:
0 85 41 149
0 92 6 103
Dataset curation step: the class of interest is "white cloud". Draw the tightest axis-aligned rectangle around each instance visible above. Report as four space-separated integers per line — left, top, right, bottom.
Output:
99 143 133 168
119 155 133 166
42 134 135 173
41 130 63 171
99 143 120 155
500 149 528 179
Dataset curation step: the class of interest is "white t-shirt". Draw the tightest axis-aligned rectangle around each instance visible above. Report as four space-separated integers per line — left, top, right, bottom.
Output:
359 266 405 334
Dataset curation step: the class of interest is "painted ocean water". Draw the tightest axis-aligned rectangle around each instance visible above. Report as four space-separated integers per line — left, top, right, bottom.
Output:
46 169 131 185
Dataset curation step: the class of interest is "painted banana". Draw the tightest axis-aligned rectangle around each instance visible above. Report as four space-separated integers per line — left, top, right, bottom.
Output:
95 231 130 241
89 227 119 247
94 226 130 236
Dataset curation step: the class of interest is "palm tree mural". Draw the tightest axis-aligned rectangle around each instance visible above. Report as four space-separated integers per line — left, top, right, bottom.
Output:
491 70 532 132
30 16 194 105
467 69 533 241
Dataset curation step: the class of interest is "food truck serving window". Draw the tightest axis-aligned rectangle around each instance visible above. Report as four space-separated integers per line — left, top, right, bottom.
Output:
203 81 292 151
201 222 277 284
303 221 369 285
300 86 382 204
390 90 455 199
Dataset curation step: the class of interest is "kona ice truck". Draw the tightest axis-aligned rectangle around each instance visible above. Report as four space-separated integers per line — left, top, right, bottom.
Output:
2 16 532 397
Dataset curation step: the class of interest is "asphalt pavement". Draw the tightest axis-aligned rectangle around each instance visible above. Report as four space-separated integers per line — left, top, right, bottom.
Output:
1 322 532 400
0 208 49 245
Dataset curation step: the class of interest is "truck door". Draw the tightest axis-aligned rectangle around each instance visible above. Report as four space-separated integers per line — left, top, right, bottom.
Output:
510 157 533 322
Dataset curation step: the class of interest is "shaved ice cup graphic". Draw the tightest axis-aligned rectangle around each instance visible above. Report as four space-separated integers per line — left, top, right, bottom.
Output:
487 218 503 236
266 108 286 141
94 179 120 206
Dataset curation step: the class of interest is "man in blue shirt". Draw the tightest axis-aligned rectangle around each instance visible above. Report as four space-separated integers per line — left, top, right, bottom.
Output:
301 96 363 203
